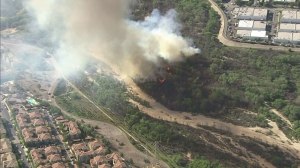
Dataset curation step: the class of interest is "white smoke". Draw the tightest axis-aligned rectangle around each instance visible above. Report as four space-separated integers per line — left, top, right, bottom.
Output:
26 0 200 78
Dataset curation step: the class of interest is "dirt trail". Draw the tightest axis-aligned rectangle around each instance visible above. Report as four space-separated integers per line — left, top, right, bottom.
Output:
94 55 300 160
270 109 292 128
196 125 275 168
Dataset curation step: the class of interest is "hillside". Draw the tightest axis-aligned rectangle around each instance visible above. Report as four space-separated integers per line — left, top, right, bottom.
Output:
135 0 300 139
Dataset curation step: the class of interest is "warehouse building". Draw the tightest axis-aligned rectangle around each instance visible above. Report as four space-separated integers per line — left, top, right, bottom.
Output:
281 10 300 23
253 8 268 20
274 0 296 2
274 32 293 43
237 20 253 29
233 8 268 20
253 21 267 30
293 33 300 43
279 23 300 32
237 20 267 30
236 29 268 40
274 32 300 43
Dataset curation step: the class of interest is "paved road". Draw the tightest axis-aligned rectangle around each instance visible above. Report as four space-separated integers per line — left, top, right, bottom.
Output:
208 0 300 52
1 100 30 168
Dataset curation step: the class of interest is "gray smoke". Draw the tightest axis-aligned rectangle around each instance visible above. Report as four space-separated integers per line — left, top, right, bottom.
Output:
26 0 200 77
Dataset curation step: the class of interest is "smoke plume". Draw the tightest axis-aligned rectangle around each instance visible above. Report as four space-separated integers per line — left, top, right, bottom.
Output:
26 0 200 78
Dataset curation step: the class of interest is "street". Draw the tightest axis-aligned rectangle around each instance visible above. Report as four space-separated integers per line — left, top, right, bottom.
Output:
0 100 30 168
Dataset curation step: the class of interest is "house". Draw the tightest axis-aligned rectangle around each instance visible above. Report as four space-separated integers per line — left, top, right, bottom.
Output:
22 128 36 144
44 146 61 156
66 121 81 139
72 142 92 162
32 119 46 127
106 153 126 167
30 149 47 166
16 113 30 128
37 164 52 168
52 162 66 168
88 140 104 150
0 152 18 168
98 164 111 168
0 138 12 154
47 154 62 163
72 143 89 152
29 112 43 120
37 133 52 142
54 116 68 125
90 156 107 168
77 151 94 163
35 126 50 134
113 160 127 168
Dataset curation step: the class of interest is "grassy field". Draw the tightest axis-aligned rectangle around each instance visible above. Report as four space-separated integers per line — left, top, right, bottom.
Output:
55 91 112 123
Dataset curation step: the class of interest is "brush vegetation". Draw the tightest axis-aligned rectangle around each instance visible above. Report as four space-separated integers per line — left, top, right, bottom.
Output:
135 0 300 140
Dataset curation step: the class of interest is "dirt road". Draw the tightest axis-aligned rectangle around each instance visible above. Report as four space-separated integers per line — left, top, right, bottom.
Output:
207 0 300 52
271 108 293 127
98 58 300 159
126 78 300 158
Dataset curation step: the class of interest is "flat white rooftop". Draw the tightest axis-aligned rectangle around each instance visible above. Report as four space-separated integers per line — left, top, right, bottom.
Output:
253 9 268 18
239 7 255 17
251 30 267 38
238 20 254 28
253 21 267 29
279 23 296 30
293 33 300 41
234 7 267 20
276 32 293 41
281 10 297 20
286 0 296 2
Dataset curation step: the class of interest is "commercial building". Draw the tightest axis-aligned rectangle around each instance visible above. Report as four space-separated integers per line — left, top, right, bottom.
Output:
237 20 253 29
274 32 293 43
253 21 267 30
236 29 268 39
234 7 268 20
236 29 252 38
237 20 266 30
293 33 300 43
274 0 296 2
274 32 300 43
281 10 300 23
279 23 297 32
251 30 268 39
253 8 268 20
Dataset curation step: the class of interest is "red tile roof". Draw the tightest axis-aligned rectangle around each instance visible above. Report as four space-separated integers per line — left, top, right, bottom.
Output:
47 154 62 163
90 156 106 167
89 140 104 150
44 146 61 155
28 112 43 119
72 143 89 152
35 126 49 134
52 162 66 168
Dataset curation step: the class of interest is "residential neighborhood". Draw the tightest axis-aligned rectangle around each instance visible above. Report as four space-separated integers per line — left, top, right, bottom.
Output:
0 81 129 168
0 119 18 168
